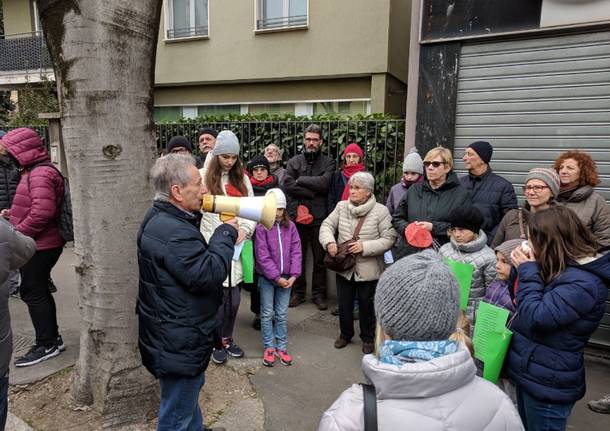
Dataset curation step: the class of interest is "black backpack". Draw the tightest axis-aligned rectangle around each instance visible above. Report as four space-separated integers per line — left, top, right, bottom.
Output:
27 163 74 242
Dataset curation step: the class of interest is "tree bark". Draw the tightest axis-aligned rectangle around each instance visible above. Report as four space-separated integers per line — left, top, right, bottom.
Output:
37 1 163 427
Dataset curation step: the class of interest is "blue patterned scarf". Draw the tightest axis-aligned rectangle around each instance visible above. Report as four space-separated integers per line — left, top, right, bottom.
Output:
379 340 458 366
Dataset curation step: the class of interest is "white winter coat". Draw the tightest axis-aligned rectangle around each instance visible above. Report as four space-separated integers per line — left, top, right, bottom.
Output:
319 196 397 281
317 344 524 431
199 166 256 287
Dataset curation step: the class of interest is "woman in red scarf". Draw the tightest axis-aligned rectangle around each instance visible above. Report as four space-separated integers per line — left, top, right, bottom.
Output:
327 143 365 214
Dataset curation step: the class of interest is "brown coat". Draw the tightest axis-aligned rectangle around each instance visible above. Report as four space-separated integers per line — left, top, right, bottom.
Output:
557 186 610 248
491 207 530 248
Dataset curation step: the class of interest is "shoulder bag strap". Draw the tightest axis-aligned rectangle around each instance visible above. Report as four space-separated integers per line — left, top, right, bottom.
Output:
362 383 378 431
352 216 366 240
518 209 526 239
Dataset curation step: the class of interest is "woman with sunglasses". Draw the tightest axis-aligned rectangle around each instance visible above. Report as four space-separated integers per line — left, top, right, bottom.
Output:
507 206 609 430
491 168 560 248
392 147 471 259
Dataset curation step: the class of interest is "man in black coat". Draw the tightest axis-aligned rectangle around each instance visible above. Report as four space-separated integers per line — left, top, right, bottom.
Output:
461 141 517 244
282 124 336 310
137 153 237 431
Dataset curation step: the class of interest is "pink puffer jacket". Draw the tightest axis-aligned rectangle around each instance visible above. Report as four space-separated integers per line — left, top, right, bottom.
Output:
0 128 65 251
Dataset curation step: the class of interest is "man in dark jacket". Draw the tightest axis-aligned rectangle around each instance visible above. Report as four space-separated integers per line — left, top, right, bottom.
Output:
137 153 236 431
282 124 336 310
461 141 517 244
0 217 36 430
195 127 217 169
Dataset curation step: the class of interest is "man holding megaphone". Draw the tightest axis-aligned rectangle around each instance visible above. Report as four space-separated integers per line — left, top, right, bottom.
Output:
137 153 237 431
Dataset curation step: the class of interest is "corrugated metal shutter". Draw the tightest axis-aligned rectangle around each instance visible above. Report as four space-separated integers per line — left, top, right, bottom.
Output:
452 31 610 348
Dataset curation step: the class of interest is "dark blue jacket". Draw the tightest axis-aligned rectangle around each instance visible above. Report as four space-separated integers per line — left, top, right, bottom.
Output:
460 169 517 244
506 254 610 403
137 200 237 378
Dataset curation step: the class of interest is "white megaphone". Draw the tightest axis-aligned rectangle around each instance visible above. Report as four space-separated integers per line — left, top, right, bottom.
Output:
201 192 277 229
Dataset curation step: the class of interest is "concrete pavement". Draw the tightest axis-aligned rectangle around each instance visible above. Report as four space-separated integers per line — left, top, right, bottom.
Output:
8 246 610 430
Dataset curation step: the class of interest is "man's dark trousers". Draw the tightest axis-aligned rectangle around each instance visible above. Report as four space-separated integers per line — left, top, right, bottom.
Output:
292 224 327 301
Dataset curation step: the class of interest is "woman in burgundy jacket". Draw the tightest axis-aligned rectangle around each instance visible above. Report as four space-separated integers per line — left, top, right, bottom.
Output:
0 128 66 367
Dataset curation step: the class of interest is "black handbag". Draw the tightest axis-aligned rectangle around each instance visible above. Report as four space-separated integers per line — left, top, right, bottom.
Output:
323 216 366 272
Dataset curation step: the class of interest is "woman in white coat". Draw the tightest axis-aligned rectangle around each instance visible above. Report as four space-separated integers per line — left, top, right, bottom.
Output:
200 130 256 365
317 249 524 431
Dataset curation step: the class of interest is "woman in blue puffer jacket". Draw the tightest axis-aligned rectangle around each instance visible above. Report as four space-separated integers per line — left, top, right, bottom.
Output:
508 205 609 431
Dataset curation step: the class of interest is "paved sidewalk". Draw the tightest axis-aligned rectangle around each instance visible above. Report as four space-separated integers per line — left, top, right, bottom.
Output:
8 247 610 430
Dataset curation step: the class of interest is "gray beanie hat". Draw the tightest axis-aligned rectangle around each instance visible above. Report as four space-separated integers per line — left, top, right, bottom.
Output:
526 167 560 197
402 147 423 174
494 239 523 267
212 130 240 156
375 249 460 341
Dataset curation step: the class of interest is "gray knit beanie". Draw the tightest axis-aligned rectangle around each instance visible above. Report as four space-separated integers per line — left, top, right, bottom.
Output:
526 168 560 197
375 249 460 341
212 130 240 156
494 239 523 267
402 147 423 174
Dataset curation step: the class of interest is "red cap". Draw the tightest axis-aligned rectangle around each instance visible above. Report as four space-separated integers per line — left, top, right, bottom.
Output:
343 143 364 159
405 222 433 248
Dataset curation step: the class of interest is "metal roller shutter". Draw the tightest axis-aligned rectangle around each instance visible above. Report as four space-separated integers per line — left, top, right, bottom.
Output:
452 31 610 348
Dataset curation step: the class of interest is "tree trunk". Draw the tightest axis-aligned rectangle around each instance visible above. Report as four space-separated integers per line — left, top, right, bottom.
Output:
37 1 163 427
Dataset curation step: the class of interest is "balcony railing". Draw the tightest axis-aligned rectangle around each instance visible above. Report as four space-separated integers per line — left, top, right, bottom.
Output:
0 31 52 72
166 26 209 39
257 14 307 30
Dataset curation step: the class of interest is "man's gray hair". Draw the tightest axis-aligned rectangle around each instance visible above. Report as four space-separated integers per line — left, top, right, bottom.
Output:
304 124 323 139
265 143 283 158
151 153 196 201
349 171 375 192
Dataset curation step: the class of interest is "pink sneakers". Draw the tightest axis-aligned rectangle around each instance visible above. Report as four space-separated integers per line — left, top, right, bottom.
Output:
263 348 275 367
275 349 293 366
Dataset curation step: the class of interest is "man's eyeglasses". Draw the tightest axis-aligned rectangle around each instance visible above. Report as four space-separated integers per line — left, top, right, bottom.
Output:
523 185 549 193
423 161 447 168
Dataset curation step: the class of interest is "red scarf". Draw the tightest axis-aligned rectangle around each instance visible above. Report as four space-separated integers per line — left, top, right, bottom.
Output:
225 183 243 197
249 176 275 188
340 163 365 200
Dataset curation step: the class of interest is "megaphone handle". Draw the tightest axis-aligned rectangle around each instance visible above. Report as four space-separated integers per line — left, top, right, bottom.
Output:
220 212 236 222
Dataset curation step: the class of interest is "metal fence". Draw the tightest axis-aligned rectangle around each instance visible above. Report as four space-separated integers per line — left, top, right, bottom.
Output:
0 32 52 72
156 120 406 200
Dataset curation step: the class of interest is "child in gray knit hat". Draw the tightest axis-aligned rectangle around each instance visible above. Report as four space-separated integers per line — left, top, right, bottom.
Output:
483 239 522 314
318 249 524 431
385 148 424 215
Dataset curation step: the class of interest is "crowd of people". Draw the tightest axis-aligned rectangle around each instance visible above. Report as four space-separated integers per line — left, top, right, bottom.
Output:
1 124 609 431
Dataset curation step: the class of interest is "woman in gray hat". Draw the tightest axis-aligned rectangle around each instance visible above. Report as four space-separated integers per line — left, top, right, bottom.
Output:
491 168 560 248
317 249 523 431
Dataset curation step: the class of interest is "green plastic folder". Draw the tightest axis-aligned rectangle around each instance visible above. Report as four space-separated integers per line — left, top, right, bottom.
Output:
241 239 254 283
443 258 474 311
472 301 513 384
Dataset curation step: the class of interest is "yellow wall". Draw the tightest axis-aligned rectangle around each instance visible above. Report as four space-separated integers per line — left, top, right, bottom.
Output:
3 0 34 35
155 0 396 85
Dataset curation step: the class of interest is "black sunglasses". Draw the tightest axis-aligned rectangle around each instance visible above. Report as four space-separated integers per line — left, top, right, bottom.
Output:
423 161 447 168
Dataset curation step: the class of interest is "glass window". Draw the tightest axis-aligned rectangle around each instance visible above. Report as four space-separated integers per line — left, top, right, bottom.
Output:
258 0 307 30
248 103 295 115
167 0 208 39
154 107 182 122
312 101 368 116
197 105 241 116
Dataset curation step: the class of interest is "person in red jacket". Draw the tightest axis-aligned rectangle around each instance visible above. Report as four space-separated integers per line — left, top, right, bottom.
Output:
0 128 66 367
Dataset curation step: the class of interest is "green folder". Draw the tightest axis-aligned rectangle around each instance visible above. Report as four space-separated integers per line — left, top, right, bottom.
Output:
472 301 513 384
241 239 254 283
443 258 474 311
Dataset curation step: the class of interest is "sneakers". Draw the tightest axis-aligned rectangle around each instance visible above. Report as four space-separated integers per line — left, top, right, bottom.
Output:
56 335 66 352
211 347 228 365
275 349 293 366
588 394 610 414
15 345 60 367
289 295 305 308
223 338 244 358
262 348 276 367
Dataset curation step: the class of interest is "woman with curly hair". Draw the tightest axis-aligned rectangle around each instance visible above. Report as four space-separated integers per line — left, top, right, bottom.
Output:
554 150 610 248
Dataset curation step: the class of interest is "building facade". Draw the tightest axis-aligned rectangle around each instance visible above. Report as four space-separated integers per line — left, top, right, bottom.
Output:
0 0 412 118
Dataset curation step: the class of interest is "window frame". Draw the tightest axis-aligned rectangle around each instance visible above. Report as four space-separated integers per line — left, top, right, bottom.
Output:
254 0 309 34
164 0 210 42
